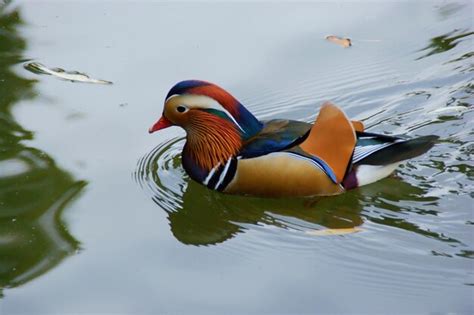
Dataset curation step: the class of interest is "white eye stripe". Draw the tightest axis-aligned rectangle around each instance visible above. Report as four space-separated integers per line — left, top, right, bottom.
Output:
169 94 245 132
165 94 179 102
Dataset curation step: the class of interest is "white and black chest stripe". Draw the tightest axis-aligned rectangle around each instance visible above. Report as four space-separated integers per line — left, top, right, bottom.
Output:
201 157 238 191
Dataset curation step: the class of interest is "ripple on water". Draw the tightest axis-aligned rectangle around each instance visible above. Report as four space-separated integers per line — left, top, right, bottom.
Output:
134 137 185 213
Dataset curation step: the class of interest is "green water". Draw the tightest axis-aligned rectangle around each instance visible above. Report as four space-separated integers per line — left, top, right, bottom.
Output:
0 1 473 314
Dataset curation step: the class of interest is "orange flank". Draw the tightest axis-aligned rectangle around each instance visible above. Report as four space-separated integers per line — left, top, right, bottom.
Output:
225 152 343 197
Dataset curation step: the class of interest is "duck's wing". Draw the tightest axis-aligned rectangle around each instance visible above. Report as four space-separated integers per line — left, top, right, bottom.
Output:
239 117 365 159
238 119 311 158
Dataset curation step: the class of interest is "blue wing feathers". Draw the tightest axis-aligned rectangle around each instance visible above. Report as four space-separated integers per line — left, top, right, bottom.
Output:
239 119 311 158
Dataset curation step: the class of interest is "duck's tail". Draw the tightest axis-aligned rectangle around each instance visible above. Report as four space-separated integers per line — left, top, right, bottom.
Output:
354 135 439 166
345 135 439 188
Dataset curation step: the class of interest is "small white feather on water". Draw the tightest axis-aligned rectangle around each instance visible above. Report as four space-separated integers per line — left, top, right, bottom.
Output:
24 62 113 85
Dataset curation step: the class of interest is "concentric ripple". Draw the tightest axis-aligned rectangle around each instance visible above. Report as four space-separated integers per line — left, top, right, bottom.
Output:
134 137 186 213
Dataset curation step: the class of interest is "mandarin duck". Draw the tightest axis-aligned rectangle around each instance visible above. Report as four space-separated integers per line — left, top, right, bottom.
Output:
149 80 438 197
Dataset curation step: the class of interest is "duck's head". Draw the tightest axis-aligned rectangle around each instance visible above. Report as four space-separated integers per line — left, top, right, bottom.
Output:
149 80 262 140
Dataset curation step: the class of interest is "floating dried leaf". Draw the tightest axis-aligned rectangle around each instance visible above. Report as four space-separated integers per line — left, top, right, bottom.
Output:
325 35 352 48
24 62 112 85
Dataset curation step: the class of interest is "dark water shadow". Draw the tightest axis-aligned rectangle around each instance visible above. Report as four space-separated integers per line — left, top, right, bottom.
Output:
135 137 462 247
416 29 473 60
0 4 86 295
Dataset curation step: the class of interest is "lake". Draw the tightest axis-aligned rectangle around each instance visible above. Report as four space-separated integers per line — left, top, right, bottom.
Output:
0 1 473 314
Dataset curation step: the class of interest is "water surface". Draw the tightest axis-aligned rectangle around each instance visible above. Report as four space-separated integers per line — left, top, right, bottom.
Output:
0 1 473 314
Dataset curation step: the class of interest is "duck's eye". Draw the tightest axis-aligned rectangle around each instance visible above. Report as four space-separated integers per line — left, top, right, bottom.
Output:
176 105 187 113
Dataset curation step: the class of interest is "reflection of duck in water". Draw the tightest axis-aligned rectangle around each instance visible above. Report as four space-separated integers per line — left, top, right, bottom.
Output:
149 80 438 197
167 180 364 245
163 169 447 246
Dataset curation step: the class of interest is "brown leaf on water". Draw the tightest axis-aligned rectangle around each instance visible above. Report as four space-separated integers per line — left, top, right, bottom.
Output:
325 35 352 48
305 227 362 236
